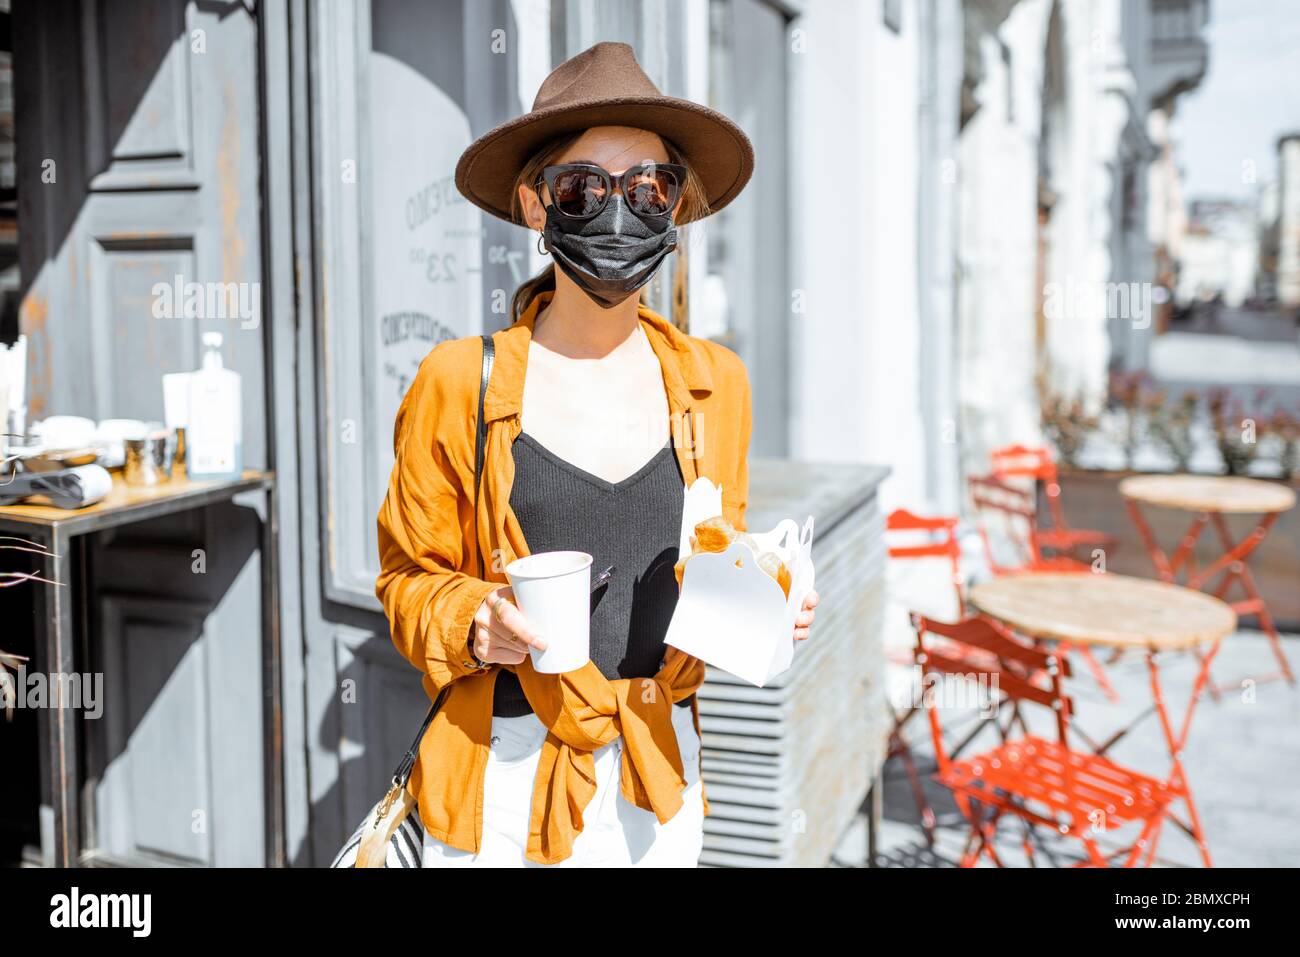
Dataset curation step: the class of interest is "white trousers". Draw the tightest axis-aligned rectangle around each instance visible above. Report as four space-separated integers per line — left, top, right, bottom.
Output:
422 700 704 867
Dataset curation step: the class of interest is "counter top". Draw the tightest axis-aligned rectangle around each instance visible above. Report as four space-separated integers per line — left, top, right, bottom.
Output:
0 469 274 530
748 459 890 537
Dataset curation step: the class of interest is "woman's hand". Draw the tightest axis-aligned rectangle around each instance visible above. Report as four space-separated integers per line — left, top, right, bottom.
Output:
469 586 548 665
793 588 819 642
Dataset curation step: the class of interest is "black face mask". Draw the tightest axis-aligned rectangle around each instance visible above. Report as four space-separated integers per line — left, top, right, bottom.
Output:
541 193 678 309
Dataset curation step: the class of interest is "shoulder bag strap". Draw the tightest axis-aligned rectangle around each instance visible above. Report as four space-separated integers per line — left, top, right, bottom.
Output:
391 333 494 787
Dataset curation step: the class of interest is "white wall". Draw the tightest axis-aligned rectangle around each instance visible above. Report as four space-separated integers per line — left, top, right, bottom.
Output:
1147 107 1189 263
775 0 1179 514
956 1 1051 475
788 0 927 511
1050 0 1136 403
953 0 1142 472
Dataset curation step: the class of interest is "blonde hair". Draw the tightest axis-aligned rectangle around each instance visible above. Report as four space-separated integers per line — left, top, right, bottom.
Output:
508 133 711 323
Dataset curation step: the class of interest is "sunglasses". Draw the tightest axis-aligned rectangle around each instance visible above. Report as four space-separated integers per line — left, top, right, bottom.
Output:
536 162 687 219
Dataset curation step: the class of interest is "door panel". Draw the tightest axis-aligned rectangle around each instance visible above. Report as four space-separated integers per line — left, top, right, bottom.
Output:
95 594 213 865
14 0 266 865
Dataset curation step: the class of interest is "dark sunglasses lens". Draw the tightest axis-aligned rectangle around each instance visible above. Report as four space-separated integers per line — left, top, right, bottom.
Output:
552 170 606 217
626 167 680 216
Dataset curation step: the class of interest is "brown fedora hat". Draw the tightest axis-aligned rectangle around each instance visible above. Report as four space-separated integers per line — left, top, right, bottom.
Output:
455 41 753 225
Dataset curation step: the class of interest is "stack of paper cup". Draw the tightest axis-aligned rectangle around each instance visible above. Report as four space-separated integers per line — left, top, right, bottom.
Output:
504 551 593 674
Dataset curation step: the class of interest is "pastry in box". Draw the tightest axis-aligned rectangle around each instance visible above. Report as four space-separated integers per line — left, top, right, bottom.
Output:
664 478 815 687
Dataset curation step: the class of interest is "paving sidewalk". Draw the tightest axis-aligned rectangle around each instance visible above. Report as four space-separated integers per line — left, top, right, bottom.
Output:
1151 306 1300 408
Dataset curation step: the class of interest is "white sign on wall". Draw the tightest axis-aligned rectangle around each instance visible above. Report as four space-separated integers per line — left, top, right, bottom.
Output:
368 52 484 505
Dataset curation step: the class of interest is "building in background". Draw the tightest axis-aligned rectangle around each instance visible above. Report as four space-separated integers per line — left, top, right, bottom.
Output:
1148 95 1192 332
1176 198 1259 307
1266 133 1300 308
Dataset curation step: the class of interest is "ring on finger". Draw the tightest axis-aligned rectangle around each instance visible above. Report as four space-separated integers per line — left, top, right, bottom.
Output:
490 594 508 620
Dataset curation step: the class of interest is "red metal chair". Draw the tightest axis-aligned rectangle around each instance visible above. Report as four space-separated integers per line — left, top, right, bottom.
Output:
990 444 1115 561
885 509 966 613
884 509 1048 845
968 475 1120 701
969 474 1094 575
913 613 1176 867
884 509 966 844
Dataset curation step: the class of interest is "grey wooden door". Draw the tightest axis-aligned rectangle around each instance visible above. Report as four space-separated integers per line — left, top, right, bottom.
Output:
707 0 790 457
295 0 530 865
15 0 267 865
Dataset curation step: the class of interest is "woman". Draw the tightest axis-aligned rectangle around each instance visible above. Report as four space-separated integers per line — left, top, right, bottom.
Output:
376 41 818 868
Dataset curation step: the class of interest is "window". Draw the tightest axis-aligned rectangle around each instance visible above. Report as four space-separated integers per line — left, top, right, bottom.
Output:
313 0 529 608
706 0 791 456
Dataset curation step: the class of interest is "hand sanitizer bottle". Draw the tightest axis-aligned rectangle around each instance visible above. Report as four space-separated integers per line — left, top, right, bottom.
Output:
186 332 242 480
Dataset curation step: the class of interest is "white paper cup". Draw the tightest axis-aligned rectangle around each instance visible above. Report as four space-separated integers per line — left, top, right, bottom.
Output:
504 551 593 674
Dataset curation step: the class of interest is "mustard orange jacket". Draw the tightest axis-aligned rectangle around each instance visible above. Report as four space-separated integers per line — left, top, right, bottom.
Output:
375 290 753 864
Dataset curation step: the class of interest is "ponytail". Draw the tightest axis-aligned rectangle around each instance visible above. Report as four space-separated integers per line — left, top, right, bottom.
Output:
511 264 556 324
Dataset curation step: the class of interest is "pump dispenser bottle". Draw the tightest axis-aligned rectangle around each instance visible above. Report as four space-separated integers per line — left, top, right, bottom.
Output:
186 332 242 480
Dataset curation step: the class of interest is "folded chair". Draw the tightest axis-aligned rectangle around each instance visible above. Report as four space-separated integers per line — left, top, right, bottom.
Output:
884 509 1043 846
968 474 1120 701
990 444 1116 561
913 613 1176 868
885 509 965 610
884 509 966 844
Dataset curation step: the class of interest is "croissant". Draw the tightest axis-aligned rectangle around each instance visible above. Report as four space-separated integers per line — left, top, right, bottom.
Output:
756 550 793 599
692 515 736 552
673 515 792 598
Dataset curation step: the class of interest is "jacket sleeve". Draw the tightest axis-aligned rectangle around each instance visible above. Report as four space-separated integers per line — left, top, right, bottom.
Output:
720 352 752 534
375 344 498 690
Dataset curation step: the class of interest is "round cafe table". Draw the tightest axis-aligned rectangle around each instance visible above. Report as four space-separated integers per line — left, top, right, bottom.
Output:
970 572 1236 868
1120 474 1296 694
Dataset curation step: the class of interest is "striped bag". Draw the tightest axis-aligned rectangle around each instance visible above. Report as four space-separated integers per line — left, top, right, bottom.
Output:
329 690 442 869
331 796 426 868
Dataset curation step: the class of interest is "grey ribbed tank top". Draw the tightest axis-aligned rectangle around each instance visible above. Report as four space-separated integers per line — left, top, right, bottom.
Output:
492 431 692 718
